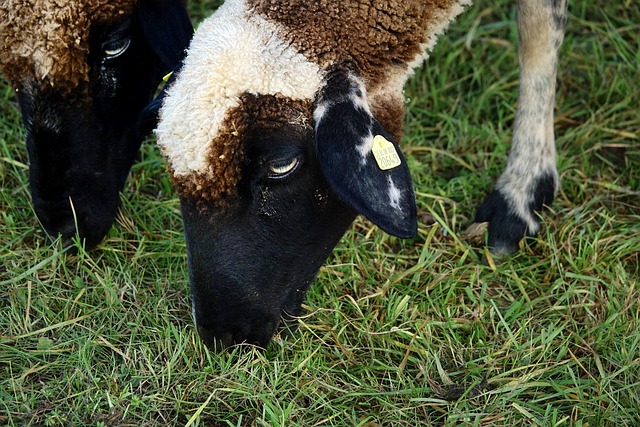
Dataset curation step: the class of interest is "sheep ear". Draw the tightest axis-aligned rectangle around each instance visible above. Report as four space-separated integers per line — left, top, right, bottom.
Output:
136 0 191 137
136 71 178 137
138 0 193 70
314 69 417 238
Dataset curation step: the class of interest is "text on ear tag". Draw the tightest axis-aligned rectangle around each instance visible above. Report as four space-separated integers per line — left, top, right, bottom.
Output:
371 135 402 170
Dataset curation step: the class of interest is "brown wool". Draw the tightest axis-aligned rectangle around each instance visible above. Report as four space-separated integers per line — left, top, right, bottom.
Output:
162 0 465 206
369 95 406 142
175 93 312 206
247 0 458 85
0 0 136 93
246 0 461 141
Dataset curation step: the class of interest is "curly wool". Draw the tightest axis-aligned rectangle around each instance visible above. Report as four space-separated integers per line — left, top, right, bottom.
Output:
157 0 470 202
249 0 471 137
248 0 468 89
0 0 136 93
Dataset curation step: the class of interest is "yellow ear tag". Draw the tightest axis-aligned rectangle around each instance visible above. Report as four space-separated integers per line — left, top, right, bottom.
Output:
371 135 402 170
162 71 173 82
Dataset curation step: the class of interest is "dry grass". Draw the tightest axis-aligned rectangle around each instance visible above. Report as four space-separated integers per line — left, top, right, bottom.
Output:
1 0 638 425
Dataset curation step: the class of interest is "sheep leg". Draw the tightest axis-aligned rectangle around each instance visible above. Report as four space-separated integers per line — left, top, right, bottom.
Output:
475 0 567 255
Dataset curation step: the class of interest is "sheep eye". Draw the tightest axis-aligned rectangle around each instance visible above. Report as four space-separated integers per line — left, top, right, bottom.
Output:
103 37 131 59
267 157 301 179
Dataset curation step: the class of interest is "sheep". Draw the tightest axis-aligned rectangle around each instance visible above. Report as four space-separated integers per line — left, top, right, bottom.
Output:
0 0 193 249
155 0 567 350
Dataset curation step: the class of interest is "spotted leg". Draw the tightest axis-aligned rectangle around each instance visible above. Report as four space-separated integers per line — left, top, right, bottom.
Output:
475 0 568 255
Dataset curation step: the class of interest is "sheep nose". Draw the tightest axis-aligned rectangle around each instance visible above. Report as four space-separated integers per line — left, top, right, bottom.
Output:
33 197 75 228
193 312 280 352
33 197 113 250
196 323 234 352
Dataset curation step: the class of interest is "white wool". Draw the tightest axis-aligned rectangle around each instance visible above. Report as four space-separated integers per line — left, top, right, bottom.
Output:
155 0 323 177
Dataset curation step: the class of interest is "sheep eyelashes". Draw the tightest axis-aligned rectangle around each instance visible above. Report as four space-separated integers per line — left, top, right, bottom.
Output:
156 0 567 350
0 0 193 249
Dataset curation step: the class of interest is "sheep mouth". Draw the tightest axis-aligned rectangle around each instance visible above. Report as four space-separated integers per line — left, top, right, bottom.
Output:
32 191 119 249
194 314 282 351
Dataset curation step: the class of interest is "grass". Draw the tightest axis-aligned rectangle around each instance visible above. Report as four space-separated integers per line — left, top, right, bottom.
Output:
1 0 638 425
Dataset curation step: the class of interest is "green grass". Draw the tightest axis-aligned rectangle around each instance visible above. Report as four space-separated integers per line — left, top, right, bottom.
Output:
1 0 638 425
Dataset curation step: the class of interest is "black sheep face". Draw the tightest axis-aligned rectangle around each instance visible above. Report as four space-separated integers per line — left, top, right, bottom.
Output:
17 16 153 248
154 1 418 350
6 0 192 249
181 122 359 350
168 73 418 350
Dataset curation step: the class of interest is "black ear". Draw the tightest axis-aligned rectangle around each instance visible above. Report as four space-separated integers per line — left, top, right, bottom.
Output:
314 68 417 238
137 0 193 70
136 69 179 138
135 0 191 138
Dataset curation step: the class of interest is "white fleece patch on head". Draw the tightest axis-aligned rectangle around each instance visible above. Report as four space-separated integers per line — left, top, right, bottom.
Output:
155 0 323 177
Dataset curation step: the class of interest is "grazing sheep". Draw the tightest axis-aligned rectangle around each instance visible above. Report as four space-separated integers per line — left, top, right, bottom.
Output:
155 0 567 350
0 0 192 249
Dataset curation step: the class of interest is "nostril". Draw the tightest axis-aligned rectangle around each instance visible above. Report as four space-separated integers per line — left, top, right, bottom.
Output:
195 314 281 351
196 323 233 352
33 199 112 250
35 204 77 236
36 207 83 248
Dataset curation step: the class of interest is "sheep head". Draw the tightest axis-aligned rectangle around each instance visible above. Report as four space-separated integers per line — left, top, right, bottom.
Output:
0 0 192 248
156 0 469 349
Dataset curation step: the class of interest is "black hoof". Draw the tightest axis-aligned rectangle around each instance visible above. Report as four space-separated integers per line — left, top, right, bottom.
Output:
475 189 530 256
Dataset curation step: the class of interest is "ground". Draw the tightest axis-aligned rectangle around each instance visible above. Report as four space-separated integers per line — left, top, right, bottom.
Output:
0 0 638 425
